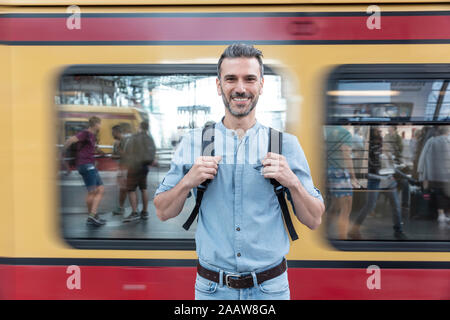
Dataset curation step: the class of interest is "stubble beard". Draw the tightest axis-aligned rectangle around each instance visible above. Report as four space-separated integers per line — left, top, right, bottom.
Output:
220 87 259 118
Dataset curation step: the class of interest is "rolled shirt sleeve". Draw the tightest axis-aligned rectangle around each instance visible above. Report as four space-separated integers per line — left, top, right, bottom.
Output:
284 133 323 203
154 134 193 197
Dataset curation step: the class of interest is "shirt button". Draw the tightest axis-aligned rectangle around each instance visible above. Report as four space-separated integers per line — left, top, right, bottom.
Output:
236 227 241 231
237 253 241 257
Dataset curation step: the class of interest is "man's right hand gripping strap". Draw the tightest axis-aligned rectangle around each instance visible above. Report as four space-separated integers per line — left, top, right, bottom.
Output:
269 127 299 241
182 123 215 231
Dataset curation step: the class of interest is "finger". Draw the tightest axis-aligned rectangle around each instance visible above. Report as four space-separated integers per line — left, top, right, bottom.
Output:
195 156 206 165
262 158 282 167
202 161 219 169
196 156 211 164
202 157 221 167
196 156 218 167
202 155 220 162
263 171 277 179
266 152 282 159
263 152 283 163
202 167 218 175
262 165 279 175
202 173 216 181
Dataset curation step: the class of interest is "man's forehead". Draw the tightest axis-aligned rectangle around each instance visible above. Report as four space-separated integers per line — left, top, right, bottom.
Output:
220 57 261 76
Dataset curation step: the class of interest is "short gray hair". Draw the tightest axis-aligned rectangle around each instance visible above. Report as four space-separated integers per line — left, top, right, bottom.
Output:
217 43 264 79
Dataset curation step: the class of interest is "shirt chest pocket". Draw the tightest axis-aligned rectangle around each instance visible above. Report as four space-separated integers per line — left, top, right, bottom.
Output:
243 164 274 200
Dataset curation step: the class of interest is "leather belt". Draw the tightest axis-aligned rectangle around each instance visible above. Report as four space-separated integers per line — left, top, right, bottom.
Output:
197 258 287 289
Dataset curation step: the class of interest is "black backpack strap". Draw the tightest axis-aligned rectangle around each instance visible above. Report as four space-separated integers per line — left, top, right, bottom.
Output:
268 128 299 241
182 123 215 231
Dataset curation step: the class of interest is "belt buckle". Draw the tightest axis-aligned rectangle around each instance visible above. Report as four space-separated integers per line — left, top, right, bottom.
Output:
225 273 241 288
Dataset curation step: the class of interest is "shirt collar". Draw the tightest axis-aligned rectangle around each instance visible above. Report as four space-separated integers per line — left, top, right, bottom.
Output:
215 116 262 138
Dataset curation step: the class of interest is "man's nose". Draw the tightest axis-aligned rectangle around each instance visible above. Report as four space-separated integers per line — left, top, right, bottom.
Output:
235 79 246 93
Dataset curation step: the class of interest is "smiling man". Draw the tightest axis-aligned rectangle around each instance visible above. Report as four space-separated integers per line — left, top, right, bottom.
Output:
217 48 263 120
154 43 324 300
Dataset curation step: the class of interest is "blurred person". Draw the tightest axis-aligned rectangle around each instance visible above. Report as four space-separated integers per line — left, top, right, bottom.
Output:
349 127 406 240
325 125 360 240
384 126 403 164
409 129 420 164
384 126 411 213
412 126 437 180
417 126 450 225
153 43 324 300
123 121 156 222
352 127 364 174
62 116 106 226
111 124 133 216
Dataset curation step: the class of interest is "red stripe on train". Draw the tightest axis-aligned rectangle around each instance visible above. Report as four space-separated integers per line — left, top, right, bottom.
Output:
1 15 450 42
1 265 449 299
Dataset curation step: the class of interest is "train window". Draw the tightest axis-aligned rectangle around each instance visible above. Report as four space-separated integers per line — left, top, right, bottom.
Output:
325 64 449 252
56 64 286 250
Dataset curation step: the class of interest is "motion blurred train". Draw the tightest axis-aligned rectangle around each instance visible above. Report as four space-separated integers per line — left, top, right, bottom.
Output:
0 0 449 299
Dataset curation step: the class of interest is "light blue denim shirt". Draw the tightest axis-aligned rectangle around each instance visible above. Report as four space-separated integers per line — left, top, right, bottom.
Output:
155 119 322 273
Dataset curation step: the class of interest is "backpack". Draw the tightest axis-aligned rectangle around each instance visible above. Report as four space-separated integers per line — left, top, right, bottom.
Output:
127 132 156 167
64 131 88 168
65 142 79 168
182 123 299 241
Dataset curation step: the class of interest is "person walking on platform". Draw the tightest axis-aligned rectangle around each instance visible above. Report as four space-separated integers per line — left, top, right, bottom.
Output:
417 125 450 226
153 43 324 300
348 127 406 240
123 121 156 222
111 123 133 216
62 116 106 227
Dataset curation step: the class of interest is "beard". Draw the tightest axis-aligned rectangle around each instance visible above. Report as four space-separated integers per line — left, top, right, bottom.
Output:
220 87 259 118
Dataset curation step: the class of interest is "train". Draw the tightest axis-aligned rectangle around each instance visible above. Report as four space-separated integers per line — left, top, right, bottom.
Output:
0 0 449 299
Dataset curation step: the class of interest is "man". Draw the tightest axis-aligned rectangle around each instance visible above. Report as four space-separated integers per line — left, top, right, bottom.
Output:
324 125 360 240
123 121 156 222
418 125 450 225
384 125 410 212
111 123 133 216
62 116 106 226
384 126 403 164
153 43 324 300
348 127 406 240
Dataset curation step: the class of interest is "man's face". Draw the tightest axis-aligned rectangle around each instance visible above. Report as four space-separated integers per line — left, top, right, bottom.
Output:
216 57 264 118
94 121 101 133
112 129 121 140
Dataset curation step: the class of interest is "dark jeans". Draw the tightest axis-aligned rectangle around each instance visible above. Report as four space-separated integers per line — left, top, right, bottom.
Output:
126 164 149 191
394 169 411 208
354 178 403 232
399 177 410 208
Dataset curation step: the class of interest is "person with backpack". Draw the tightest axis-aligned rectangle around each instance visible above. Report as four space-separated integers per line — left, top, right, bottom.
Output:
62 116 106 227
111 123 133 216
153 43 324 300
122 121 156 222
